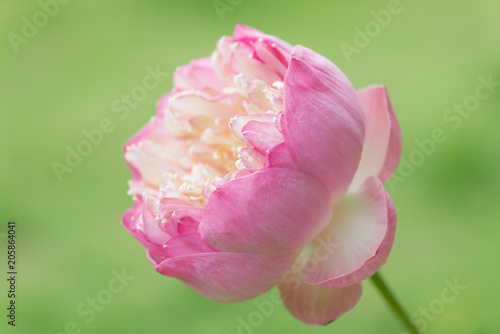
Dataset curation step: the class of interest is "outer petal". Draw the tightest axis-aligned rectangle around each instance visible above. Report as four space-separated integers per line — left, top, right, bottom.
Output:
124 98 171 181
301 176 397 288
200 168 332 256
241 120 283 155
253 38 288 78
156 92 175 117
163 232 201 258
348 85 402 193
264 142 297 169
155 251 296 303
279 277 362 325
282 45 365 200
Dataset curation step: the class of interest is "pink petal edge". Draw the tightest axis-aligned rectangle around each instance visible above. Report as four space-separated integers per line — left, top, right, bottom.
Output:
301 176 397 288
282 45 365 201
279 277 362 325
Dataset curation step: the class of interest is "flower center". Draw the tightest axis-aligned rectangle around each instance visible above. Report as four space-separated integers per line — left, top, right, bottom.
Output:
166 74 284 204
125 71 285 217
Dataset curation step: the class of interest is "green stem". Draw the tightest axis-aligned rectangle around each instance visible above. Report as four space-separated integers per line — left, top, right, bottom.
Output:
370 272 419 334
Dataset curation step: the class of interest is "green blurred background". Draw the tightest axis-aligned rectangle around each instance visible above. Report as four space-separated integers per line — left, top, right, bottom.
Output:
1 0 499 333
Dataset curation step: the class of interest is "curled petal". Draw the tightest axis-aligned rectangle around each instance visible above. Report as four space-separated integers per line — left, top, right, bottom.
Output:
124 109 192 186
124 110 170 181
282 45 365 200
122 200 169 257
349 85 402 192
301 176 397 288
125 140 188 187
212 37 234 85
156 92 175 117
246 79 274 111
157 204 202 237
253 38 288 78
233 24 293 62
241 120 284 155
230 41 282 85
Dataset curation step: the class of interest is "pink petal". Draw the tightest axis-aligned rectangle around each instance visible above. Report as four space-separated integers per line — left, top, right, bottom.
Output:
211 37 234 85
349 85 402 192
282 45 365 200
253 38 288 78
241 120 284 155
200 168 332 256
163 232 201 258
155 251 296 303
124 115 160 150
263 142 297 169
237 147 265 172
157 204 202 237
124 110 169 181
229 41 282 85
173 213 200 235
124 141 187 187
173 57 225 93
229 113 275 142
301 176 397 288
279 277 362 325
122 200 168 257
246 79 274 111
374 87 402 182
233 24 293 62
169 91 239 119
124 109 192 186
142 207 170 246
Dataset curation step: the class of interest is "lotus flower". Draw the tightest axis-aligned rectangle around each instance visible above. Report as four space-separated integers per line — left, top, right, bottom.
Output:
122 24 402 325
